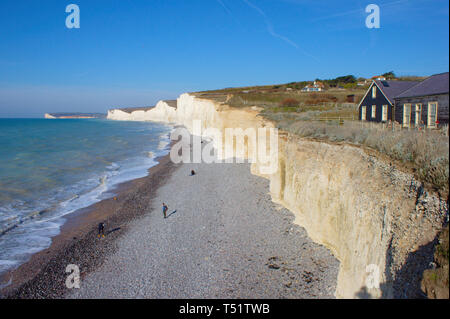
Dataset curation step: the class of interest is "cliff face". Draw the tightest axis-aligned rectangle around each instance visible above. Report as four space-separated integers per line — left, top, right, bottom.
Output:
107 93 448 298
44 113 105 119
272 138 447 298
108 100 178 123
108 94 265 132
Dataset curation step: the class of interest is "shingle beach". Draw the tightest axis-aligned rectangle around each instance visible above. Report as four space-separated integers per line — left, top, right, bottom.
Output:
69 150 339 298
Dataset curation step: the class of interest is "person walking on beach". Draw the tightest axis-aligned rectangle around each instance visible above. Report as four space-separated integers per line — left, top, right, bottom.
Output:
98 222 106 238
162 203 168 219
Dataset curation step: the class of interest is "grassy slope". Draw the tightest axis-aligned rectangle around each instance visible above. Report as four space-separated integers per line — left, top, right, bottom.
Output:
195 84 367 119
194 82 449 196
195 80 449 299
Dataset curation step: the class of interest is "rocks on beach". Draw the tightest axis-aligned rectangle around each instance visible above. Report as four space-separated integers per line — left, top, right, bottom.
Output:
4 144 339 299
68 156 339 299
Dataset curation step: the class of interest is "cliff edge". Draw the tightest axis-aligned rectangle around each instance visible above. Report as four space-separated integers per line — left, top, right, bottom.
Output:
107 93 448 298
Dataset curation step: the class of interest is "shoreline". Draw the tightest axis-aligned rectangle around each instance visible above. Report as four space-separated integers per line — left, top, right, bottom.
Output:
1 134 340 299
0 151 179 298
68 142 339 299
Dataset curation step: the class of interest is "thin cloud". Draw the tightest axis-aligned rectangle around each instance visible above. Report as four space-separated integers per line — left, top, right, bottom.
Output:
381 0 413 9
310 0 412 22
310 7 363 22
215 0 244 28
216 0 233 15
242 0 297 48
241 0 319 61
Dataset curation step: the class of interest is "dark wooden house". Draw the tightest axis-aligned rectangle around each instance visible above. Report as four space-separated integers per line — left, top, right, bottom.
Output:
394 72 449 128
358 80 419 122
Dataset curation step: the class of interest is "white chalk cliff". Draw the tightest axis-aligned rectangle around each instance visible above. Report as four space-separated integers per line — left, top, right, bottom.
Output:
107 93 448 298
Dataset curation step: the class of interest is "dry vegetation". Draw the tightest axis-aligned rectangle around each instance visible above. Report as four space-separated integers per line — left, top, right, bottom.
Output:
421 225 449 299
195 82 449 194
195 85 366 120
272 118 449 194
196 79 449 297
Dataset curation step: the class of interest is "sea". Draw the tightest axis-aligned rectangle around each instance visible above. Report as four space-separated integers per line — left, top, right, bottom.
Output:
0 118 172 279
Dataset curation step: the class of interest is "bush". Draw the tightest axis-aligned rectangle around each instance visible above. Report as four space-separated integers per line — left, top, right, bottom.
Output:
267 119 449 193
343 83 357 89
280 98 299 108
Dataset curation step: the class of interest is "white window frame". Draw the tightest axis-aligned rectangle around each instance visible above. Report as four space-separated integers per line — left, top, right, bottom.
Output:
427 102 438 128
361 106 367 121
372 86 377 99
371 105 376 119
415 104 422 127
382 105 388 122
403 104 411 128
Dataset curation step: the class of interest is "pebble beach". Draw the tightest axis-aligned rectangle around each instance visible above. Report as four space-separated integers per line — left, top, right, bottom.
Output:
2 142 339 299
68 147 339 298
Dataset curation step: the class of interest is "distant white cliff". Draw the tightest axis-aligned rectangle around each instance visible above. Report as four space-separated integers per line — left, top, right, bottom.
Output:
107 92 448 299
107 100 178 123
44 113 105 119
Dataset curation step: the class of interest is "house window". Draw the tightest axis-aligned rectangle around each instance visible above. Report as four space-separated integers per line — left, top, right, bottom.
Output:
382 105 388 122
371 105 376 118
415 104 422 127
428 102 438 128
361 106 366 120
403 104 411 127
372 86 377 99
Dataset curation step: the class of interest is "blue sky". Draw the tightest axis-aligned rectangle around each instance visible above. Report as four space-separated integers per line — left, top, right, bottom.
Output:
0 0 448 117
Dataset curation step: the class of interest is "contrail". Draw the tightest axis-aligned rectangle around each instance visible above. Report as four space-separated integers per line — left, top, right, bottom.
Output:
242 0 298 48
311 0 412 22
216 0 233 16
215 0 244 28
242 0 319 61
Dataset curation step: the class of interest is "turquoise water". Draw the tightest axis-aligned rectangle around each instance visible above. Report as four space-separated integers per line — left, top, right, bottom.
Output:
0 118 172 277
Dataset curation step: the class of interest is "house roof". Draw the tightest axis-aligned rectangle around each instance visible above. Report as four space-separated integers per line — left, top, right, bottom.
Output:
395 72 449 99
374 80 420 104
303 81 324 89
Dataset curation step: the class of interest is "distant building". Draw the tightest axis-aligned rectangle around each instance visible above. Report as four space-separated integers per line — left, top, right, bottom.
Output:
357 79 370 86
394 72 449 128
301 81 324 92
358 72 449 128
372 75 386 81
358 80 419 123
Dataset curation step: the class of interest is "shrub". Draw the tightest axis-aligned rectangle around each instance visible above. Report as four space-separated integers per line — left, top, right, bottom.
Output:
264 118 449 193
280 98 299 108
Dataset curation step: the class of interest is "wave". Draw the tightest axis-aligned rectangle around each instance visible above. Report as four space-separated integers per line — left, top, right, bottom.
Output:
0 122 174 280
158 138 170 151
